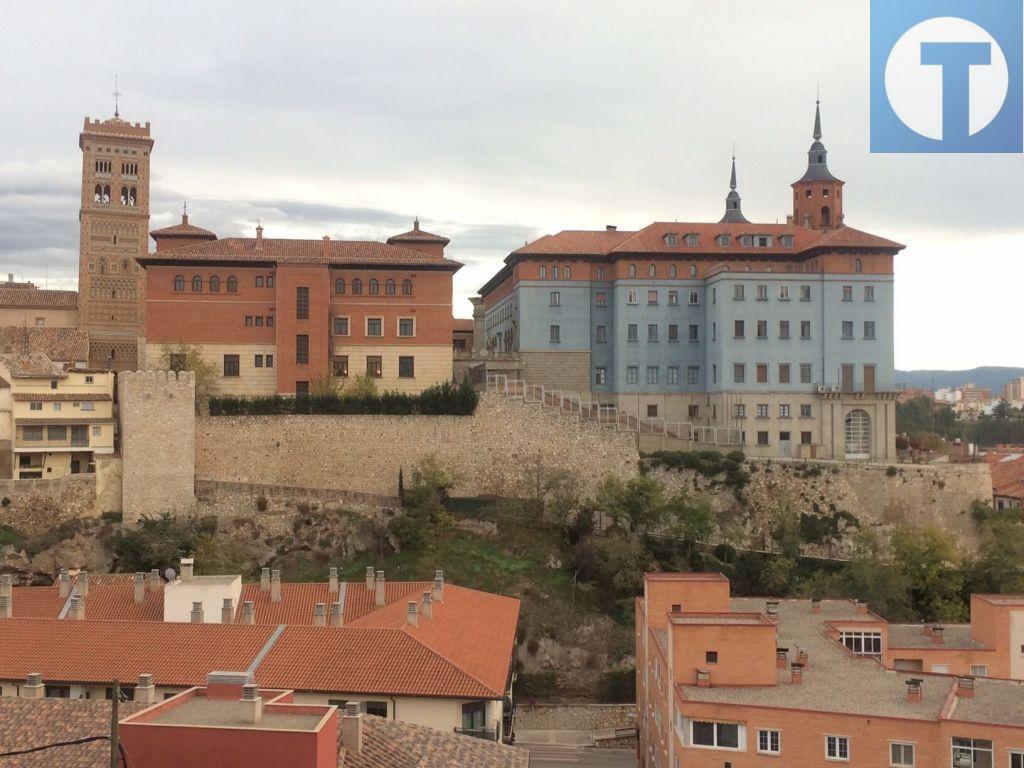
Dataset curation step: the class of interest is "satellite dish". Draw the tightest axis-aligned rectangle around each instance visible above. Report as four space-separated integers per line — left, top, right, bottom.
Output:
164 568 176 582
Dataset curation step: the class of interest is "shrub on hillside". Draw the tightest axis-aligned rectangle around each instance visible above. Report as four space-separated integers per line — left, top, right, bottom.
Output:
208 379 478 416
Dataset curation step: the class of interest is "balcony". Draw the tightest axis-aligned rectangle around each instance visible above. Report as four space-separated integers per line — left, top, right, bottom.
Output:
454 726 498 741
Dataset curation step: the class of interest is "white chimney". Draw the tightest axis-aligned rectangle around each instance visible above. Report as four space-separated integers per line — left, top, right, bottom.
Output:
21 673 44 699
330 602 343 628
180 558 194 582
222 598 234 624
0 573 12 598
149 569 161 591
241 683 263 724
136 674 157 704
69 595 85 620
260 567 271 592
375 571 385 607
341 702 363 755
190 601 204 623
241 601 255 625
77 571 89 597
0 595 11 619
406 601 418 627
313 602 326 627
58 569 71 598
421 591 433 620
432 571 444 603
329 567 339 595
271 569 282 603
365 566 375 591
133 572 146 604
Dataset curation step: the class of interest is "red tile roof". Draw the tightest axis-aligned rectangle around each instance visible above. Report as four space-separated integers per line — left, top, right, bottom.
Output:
150 214 217 240
12 392 111 402
0 287 78 309
512 229 635 257
0 328 89 363
0 353 66 379
138 238 462 270
986 451 1024 501
452 319 474 333
15 417 112 426
0 619 276 687
342 581 431 624
8 587 68 619
256 626 499 699
386 221 451 246
77 583 165 622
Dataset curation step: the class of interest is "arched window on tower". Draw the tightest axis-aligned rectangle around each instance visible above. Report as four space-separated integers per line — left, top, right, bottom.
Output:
174 275 185 292
369 279 379 295
690 264 697 278
817 153 824 163
335 278 345 295
94 185 102 203
402 279 412 295
629 264 637 278
352 278 362 295
821 206 832 227
227 276 238 293
129 187 137 206
192 276 203 292
120 187 129 206
210 276 221 292
385 279 395 295
99 259 107 275
122 260 129 272
102 185 110 204
854 258 863 274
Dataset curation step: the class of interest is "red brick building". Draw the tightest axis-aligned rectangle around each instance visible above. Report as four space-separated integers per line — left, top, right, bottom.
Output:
138 218 460 395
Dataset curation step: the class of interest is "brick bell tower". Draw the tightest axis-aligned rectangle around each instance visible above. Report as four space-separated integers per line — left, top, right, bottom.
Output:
792 100 844 231
78 95 153 370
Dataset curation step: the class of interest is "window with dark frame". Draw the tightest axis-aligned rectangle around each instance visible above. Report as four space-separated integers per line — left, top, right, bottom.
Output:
399 356 415 378
296 287 310 319
223 355 240 377
366 356 382 378
296 335 309 365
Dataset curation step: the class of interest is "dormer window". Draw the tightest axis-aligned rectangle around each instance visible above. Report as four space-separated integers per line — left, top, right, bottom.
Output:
780 235 795 248
740 235 753 247
664 234 678 247
717 235 731 247
685 234 699 247
648 264 656 278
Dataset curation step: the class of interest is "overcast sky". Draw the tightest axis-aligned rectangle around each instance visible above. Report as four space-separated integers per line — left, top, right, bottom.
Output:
1 1 1021 370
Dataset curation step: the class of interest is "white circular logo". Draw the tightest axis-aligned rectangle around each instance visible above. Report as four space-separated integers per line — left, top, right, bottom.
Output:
884 16 1008 140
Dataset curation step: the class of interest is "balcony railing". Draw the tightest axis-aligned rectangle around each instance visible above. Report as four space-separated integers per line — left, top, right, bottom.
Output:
454 725 498 741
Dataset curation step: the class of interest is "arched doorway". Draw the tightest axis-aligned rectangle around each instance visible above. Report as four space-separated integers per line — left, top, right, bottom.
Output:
845 409 871 460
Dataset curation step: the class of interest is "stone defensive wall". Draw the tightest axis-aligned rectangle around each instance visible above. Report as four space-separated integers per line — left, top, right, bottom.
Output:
195 393 641 499
0 475 98 536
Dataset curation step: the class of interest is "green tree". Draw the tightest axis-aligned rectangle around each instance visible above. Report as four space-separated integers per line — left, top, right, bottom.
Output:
972 520 1024 594
593 475 665 531
661 491 714 544
342 373 379 398
891 525 967 621
576 532 653 596
309 371 343 396
160 343 218 413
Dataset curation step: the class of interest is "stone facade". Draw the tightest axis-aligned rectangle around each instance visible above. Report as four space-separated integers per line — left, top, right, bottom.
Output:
119 371 196 522
0 476 98 535
195 393 639 499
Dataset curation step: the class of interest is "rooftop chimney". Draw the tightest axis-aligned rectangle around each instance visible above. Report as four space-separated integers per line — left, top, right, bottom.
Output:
765 600 780 621
0 595 11 619
136 673 157 704
421 591 433 620
190 601 204 623
956 676 976 699
77 571 89 597
271 569 282 603
21 673 44 699
365 566 375 591
797 648 809 668
69 595 85 620
0 573 12 598
149 569 161 591
855 600 869 615
811 598 822 614
696 669 711 688
606 225 617 232
134 572 146 604
432 570 444 603
260 567 271 592
775 648 789 670
181 558 194 582
313 602 326 627
406 601 418 627
256 224 264 242
906 678 923 703
375 571 385 607
341 701 363 755
790 662 804 685
329 567 339 595
222 598 235 625
58 569 71 598
241 683 263 724
330 602 343 628
241 601 255 625
932 626 945 645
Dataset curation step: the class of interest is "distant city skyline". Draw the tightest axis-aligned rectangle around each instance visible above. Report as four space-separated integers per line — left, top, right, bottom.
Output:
1 1 1021 370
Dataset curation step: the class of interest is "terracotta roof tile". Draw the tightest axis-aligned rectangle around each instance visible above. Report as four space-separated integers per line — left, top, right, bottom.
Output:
12 392 111 402
77 583 165 622
0 698 144 768
0 328 89 363
15 417 112 426
150 214 217 240
452 318 474 332
0 353 66 379
0 619 276 688
8 587 68 619
387 223 451 246
512 230 635 257
343 581 431 624
986 450 1024 501
138 238 462 270
0 287 78 309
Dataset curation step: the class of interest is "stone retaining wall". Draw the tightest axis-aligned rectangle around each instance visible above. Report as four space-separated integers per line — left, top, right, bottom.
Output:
515 703 636 731
0 476 98 535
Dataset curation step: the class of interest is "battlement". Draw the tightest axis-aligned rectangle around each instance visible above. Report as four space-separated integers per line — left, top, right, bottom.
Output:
119 369 196 398
81 116 153 141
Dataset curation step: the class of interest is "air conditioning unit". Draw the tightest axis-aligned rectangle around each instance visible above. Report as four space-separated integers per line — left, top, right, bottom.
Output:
816 385 829 393
831 385 842 393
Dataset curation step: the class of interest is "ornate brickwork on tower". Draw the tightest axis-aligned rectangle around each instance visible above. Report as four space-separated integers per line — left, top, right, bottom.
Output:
78 115 153 369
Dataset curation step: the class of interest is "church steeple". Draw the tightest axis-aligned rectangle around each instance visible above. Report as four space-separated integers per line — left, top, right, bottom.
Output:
719 153 750 224
791 98 845 231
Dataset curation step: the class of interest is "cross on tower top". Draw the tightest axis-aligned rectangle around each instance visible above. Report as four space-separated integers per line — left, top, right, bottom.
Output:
112 75 122 118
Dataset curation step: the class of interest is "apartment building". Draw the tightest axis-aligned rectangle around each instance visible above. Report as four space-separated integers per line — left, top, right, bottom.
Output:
0 563 519 742
636 573 1024 768
0 284 79 328
478 103 903 461
138 217 460 396
0 354 114 479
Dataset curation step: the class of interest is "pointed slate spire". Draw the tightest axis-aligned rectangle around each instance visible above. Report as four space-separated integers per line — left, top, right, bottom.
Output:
729 154 738 191
813 98 822 141
720 152 750 224
797 98 840 183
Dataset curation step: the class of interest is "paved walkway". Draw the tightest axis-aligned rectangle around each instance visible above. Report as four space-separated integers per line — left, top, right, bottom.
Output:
519 745 636 767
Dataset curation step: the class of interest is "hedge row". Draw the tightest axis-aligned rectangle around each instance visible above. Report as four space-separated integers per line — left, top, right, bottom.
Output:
209 380 479 416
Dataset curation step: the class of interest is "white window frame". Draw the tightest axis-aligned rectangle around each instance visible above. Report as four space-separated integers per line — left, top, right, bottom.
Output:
757 728 781 755
688 290 699 306
779 285 790 300
970 664 988 677
889 741 915 767
333 315 351 337
396 316 416 338
627 290 639 305
687 720 745 751
365 316 384 337
1010 749 1024 768
839 631 882 656
826 734 850 762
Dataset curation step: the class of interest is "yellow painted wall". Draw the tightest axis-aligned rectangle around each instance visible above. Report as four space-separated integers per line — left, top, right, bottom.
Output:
331 344 453 394
144 342 278 397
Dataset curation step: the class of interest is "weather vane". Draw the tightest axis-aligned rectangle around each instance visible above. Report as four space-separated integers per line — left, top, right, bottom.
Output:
113 75 122 118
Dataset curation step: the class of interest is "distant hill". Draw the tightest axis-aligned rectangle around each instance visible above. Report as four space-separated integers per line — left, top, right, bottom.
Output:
896 367 1024 394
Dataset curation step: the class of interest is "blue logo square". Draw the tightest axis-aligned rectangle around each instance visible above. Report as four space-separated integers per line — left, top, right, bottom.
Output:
871 0 1023 153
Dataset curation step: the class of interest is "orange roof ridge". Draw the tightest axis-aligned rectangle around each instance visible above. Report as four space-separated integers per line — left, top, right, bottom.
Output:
401 629 504 698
